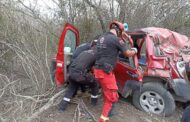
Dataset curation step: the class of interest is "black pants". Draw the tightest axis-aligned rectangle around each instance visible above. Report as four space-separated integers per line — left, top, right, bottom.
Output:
63 72 99 101
181 105 190 122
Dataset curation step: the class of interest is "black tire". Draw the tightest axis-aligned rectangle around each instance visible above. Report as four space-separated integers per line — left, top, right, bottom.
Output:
132 82 175 116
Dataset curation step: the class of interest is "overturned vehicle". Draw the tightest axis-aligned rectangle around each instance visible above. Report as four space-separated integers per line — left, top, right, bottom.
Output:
115 27 190 116
51 23 190 117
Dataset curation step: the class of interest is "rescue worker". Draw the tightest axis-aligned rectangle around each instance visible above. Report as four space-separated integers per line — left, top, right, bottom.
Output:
72 42 91 59
58 48 99 111
70 35 100 93
72 35 99 59
181 62 190 122
94 21 138 122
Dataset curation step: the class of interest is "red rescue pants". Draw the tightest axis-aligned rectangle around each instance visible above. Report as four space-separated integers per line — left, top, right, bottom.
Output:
94 69 119 122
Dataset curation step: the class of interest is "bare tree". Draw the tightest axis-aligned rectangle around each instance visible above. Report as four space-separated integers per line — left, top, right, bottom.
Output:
0 0 190 121
116 0 128 22
84 0 106 32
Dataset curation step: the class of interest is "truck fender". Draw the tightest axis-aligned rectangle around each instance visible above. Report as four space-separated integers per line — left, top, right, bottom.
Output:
171 79 190 101
121 80 142 98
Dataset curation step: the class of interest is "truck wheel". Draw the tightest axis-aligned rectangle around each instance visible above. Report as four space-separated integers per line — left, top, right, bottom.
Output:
132 82 175 116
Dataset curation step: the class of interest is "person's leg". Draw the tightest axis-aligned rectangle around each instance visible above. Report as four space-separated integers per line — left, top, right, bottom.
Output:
108 102 118 117
89 79 99 105
181 105 190 122
69 71 85 96
80 84 87 93
101 96 113 118
99 88 119 122
89 80 99 96
173 79 190 100
99 99 112 122
94 69 118 122
83 73 99 105
58 80 79 111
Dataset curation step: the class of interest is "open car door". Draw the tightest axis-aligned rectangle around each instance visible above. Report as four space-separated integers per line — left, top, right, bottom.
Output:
55 23 79 86
114 32 143 98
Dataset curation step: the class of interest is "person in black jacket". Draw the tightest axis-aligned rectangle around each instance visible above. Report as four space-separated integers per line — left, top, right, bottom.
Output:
72 35 99 59
58 48 99 111
181 62 190 122
69 35 99 93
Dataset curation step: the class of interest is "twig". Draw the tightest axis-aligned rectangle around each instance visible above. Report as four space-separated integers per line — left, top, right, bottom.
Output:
10 93 48 103
45 35 54 86
27 89 66 122
80 99 97 122
71 98 97 122
0 48 11 58
77 104 81 122
0 79 20 98
73 103 80 122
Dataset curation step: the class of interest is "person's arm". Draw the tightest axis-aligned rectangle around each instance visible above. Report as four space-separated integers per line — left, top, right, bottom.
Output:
123 48 137 57
115 39 137 57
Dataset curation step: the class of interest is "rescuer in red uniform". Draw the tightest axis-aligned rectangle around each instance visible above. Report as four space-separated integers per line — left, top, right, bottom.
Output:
94 21 137 122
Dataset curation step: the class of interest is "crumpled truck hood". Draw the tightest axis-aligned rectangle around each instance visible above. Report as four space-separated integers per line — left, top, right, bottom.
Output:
141 27 190 62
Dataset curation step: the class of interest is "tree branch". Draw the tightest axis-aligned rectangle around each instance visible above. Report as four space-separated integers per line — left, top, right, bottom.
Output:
84 0 106 32
27 89 66 121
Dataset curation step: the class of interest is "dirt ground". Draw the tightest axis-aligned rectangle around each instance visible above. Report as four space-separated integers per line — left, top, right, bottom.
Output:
38 92 184 122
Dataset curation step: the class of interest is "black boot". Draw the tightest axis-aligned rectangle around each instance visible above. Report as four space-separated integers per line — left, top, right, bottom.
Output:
108 103 118 117
58 100 69 112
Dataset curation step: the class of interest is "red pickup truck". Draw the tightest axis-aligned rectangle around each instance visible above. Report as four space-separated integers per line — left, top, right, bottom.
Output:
51 23 190 116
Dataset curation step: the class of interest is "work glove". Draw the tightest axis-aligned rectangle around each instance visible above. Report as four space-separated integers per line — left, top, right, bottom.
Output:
131 47 138 54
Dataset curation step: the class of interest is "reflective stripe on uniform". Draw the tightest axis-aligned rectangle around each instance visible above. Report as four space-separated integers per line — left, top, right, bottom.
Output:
100 115 109 121
63 97 70 102
91 95 98 98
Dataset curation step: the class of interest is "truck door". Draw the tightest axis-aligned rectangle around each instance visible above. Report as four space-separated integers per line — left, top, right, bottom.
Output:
55 23 79 86
114 33 143 97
